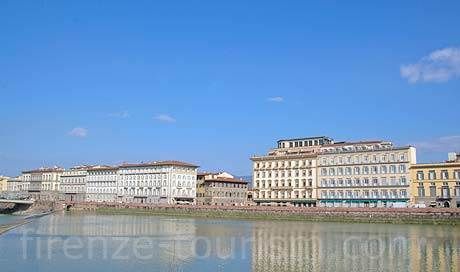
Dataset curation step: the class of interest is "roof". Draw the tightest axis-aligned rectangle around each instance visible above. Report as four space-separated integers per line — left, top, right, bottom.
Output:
410 161 460 168
197 171 230 176
119 160 199 168
86 165 118 171
204 177 248 184
22 166 64 174
320 140 385 147
277 136 333 143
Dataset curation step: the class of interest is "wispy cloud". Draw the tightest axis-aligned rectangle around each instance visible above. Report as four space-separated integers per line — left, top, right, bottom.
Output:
109 110 129 118
413 135 460 152
401 47 460 83
267 96 284 103
68 127 88 138
154 114 176 123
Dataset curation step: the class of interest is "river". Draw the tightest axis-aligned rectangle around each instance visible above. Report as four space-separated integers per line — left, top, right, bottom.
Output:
0 214 23 225
0 213 459 272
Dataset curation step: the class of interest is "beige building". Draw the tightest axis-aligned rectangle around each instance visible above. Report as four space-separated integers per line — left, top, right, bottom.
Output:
410 153 460 208
317 141 416 208
251 136 333 207
0 176 9 192
196 172 248 206
21 166 64 200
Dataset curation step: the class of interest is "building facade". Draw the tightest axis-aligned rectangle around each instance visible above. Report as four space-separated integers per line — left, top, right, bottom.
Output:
317 141 416 208
410 153 460 208
117 161 198 204
251 136 333 207
86 166 118 203
60 166 90 203
196 172 248 206
0 176 8 192
21 166 64 200
6 177 28 192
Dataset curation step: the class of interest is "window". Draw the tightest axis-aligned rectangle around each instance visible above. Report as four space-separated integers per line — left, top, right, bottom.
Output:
442 186 450 198
354 167 360 175
399 165 406 173
400 190 407 198
338 168 343 175
371 166 378 174
428 170 436 180
381 166 387 174
417 171 424 181
429 185 436 197
363 166 369 175
345 167 352 175
441 170 448 180
400 176 407 185
389 165 396 174
455 170 460 180
390 154 396 162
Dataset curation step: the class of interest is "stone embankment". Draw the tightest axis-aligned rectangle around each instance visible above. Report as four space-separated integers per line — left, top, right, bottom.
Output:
68 202 460 225
0 202 18 214
0 200 61 216
15 200 62 216
0 200 61 235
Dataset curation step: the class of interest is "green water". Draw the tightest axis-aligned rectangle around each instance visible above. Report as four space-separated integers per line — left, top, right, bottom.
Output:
0 213 459 272
0 214 22 225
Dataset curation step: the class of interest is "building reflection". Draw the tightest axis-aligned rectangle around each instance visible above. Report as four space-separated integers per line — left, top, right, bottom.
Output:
28 214 198 268
251 221 460 272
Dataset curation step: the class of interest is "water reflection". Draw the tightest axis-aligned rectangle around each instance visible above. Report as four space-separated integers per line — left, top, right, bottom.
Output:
0 213 459 272
251 221 460 272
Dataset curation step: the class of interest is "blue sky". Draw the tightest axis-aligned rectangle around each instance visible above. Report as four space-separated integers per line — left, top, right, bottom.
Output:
1 0 460 177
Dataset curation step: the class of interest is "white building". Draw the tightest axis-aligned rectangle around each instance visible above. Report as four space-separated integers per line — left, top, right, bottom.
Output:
60 165 91 203
317 141 416 208
251 136 333 207
21 166 64 200
6 177 29 192
86 165 118 203
117 161 198 204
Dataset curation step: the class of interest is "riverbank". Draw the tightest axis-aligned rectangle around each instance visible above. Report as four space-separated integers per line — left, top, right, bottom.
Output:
0 201 60 235
68 203 460 225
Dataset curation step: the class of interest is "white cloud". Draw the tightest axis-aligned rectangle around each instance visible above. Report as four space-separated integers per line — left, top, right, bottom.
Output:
401 47 460 83
154 114 176 123
68 127 88 138
109 110 129 118
413 135 460 152
267 96 284 103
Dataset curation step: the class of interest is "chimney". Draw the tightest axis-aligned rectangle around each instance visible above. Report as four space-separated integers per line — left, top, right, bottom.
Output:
447 152 459 162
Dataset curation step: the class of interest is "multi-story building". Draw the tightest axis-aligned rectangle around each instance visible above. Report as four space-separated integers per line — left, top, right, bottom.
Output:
86 165 118 203
0 176 9 191
410 153 460 208
7 177 28 192
251 136 333 207
196 172 248 206
60 165 91 203
117 161 198 204
21 166 64 200
317 141 416 208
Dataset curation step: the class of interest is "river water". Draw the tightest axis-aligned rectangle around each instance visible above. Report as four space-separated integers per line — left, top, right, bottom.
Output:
0 214 22 225
0 213 459 272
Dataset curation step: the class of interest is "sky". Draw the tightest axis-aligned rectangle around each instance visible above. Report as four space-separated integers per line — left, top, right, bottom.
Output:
1 0 460 177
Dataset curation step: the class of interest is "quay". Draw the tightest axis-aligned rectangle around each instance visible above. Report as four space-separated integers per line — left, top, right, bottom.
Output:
67 202 460 225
